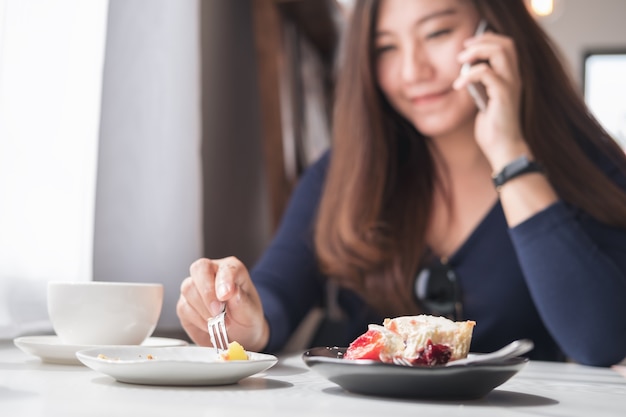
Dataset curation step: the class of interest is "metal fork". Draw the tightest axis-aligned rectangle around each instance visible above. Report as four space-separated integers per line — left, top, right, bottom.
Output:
391 356 413 366
446 339 533 366
207 309 229 353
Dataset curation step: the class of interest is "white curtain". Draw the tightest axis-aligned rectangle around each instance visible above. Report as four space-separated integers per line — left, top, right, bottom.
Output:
0 0 109 338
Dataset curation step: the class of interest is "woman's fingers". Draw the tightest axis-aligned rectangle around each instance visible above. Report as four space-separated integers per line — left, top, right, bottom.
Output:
176 257 223 346
211 257 268 351
454 32 526 163
189 258 221 317
457 63 516 109
456 33 520 92
177 256 268 351
176 291 212 346
461 33 518 76
213 257 241 300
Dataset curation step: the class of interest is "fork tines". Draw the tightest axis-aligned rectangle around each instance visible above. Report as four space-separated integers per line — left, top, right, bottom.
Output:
207 311 229 352
391 356 413 367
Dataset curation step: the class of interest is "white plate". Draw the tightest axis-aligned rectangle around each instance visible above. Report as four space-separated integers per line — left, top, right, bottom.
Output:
13 335 188 365
76 346 278 386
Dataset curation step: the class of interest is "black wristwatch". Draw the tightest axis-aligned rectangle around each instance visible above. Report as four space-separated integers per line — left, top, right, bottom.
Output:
492 155 543 190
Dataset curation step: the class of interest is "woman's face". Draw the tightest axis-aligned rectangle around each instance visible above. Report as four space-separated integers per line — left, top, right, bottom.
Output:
375 0 482 139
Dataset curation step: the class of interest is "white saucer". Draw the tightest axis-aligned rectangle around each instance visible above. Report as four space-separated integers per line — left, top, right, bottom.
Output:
76 346 278 386
13 335 188 365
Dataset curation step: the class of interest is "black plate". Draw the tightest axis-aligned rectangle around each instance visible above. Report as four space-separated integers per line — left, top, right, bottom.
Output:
302 347 528 400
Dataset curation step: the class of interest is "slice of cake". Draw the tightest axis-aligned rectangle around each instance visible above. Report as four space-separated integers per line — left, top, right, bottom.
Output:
344 315 476 366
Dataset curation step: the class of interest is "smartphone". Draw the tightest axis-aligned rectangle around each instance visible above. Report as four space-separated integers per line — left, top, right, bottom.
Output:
460 19 489 111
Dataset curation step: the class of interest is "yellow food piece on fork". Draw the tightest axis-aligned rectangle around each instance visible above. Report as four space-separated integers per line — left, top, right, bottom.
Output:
221 341 249 361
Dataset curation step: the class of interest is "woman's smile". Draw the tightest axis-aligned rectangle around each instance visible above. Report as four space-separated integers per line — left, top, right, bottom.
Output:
408 87 454 107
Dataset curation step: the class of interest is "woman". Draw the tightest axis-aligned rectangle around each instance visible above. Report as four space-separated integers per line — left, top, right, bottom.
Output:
177 0 626 366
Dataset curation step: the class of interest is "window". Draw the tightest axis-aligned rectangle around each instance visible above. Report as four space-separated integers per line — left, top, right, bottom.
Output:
583 50 626 149
0 0 108 338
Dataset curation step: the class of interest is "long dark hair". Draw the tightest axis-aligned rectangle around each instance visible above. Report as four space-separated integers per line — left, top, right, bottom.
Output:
314 0 626 315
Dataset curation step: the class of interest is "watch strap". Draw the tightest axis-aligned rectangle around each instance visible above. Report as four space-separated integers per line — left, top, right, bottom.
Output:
492 155 543 190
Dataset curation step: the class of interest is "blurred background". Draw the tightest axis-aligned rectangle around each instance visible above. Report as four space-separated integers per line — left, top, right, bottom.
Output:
1 0 625 342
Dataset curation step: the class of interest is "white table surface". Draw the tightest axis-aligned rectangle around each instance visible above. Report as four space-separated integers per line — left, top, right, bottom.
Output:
1 340 625 417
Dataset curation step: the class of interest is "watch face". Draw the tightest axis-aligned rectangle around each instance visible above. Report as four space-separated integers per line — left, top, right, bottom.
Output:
508 156 530 171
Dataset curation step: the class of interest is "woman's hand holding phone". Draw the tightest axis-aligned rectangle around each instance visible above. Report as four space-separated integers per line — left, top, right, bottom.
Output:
455 19 527 172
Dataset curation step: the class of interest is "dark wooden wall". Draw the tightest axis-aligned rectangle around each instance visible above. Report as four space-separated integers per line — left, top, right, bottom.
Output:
251 0 341 231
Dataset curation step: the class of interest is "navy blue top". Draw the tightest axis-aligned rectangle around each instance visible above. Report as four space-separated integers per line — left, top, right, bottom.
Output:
251 150 626 366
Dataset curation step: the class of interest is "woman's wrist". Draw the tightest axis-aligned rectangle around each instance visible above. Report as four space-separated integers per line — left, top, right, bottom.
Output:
492 155 544 191
484 139 533 174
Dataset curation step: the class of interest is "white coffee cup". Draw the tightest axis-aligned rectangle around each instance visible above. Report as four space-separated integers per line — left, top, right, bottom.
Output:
47 281 164 345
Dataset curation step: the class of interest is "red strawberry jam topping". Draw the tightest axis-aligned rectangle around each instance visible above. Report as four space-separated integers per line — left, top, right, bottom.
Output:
344 329 384 360
409 339 452 366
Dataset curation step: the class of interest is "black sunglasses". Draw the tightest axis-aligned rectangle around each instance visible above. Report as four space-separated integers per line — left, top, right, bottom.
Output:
413 259 463 320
